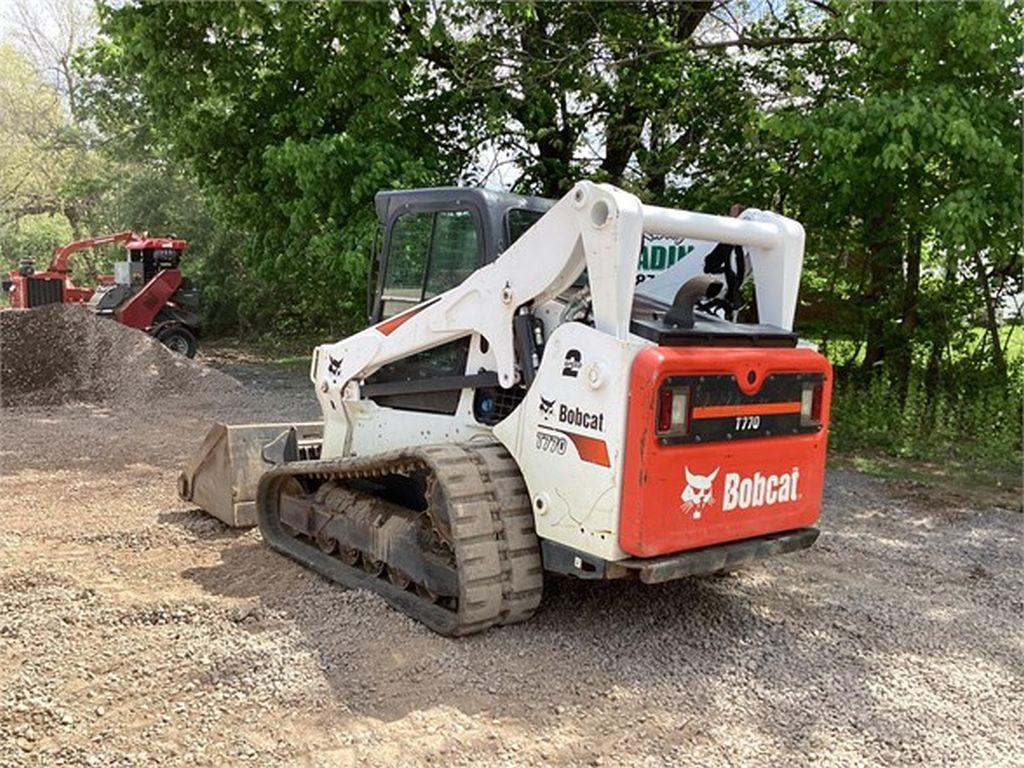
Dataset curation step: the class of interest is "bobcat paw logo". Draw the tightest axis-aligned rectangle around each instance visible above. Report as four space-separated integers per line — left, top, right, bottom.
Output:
321 355 345 395
539 397 556 416
681 467 719 519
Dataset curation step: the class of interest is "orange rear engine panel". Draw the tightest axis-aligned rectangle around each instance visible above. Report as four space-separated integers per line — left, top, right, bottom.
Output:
620 346 832 558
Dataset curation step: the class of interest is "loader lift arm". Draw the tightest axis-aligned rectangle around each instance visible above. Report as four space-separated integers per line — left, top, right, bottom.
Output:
313 181 804 408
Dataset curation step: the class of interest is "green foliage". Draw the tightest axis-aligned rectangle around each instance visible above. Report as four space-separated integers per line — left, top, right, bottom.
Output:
79 1 470 335
830 366 1022 470
0 213 71 264
0 43 100 242
57 0 1024 470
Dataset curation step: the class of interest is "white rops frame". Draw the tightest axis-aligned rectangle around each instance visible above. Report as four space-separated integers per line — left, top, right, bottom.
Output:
311 181 805 400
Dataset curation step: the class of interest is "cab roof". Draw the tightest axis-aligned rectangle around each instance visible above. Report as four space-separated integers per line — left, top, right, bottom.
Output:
374 187 554 262
374 187 553 223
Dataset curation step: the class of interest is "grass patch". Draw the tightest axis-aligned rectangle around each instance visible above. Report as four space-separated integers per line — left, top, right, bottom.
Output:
830 376 1020 468
271 354 311 365
200 335 322 365
828 367 1022 508
830 451 1021 512
837 451 1018 492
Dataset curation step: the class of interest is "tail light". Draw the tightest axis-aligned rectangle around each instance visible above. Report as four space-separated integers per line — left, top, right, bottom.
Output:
656 385 691 436
800 381 823 427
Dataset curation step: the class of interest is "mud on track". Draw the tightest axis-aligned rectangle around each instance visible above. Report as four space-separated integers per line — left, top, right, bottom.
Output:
0 355 1020 767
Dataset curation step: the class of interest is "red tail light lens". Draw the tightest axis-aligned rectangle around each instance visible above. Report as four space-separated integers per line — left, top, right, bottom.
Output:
800 381 823 426
656 385 690 435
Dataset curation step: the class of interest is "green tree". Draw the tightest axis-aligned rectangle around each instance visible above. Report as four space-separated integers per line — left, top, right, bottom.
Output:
79 1 844 330
0 41 111 283
79 0 1022 403
408 2 765 200
0 44 76 228
81 2 474 334
756 0 1022 396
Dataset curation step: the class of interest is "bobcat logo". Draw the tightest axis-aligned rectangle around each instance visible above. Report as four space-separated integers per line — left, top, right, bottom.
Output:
681 467 719 519
321 354 346 397
539 397 556 416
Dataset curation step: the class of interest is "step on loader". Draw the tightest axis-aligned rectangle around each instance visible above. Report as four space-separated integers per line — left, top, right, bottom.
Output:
179 182 831 635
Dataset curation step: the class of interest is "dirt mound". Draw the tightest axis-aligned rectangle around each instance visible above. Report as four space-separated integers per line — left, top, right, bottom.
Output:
0 304 239 408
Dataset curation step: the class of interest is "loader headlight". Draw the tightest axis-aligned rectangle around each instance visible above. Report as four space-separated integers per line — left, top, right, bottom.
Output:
656 385 690 436
800 381 824 427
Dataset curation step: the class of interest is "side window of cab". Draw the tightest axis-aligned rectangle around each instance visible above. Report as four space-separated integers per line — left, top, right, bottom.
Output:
380 209 481 319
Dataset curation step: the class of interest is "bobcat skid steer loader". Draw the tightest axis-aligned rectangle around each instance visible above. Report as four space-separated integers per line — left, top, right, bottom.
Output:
179 182 832 636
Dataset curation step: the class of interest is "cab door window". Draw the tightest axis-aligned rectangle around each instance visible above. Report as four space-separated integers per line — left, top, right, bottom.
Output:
424 210 479 298
506 208 544 245
382 211 433 318
381 209 480 318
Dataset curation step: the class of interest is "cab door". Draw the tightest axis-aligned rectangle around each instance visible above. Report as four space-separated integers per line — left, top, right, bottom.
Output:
375 206 484 321
365 204 486 414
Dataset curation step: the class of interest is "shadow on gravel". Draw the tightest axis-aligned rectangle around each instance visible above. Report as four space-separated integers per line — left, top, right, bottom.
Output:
182 536 811 724
207 361 312 394
157 508 253 542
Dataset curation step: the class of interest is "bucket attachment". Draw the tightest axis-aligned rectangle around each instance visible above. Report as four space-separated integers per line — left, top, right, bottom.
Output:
178 422 323 527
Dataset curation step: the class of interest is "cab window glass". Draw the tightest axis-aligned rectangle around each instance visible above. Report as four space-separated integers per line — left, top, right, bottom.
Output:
506 208 544 245
382 212 433 317
424 210 479 298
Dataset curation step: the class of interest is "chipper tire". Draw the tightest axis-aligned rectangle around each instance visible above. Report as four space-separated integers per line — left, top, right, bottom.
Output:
156 325 198 358
255 442 543 636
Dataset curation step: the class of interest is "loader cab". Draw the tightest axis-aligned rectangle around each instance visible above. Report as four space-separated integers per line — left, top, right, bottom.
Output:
364 188 551 415
371 188 552 322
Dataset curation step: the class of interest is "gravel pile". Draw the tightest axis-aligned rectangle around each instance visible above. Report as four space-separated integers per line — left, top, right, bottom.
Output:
0 304 238 408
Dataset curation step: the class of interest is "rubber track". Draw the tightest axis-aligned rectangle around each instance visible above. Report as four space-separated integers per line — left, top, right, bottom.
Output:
255 441 543 636
464 443 544 625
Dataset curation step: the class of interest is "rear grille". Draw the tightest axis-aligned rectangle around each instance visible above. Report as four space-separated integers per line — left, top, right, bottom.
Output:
660 372 823 446
26 277 63 307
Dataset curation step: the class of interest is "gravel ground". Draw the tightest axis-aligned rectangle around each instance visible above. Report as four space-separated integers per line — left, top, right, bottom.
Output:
0 351 1021 767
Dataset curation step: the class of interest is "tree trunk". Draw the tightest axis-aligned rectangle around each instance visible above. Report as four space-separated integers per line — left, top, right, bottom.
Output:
514 8 577 198
924 249 961 413
64 202 84 240
861 284 887 375
860 199 900 379
668 1 714 40
972 250 1007 381
600 97 644 186
645 170 667 201
893 225 922 403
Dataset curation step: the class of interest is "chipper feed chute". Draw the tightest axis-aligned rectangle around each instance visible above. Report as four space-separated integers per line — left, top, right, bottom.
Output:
177 422 323 527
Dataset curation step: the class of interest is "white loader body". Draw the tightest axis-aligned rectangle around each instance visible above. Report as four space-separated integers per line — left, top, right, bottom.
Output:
311 182 805 562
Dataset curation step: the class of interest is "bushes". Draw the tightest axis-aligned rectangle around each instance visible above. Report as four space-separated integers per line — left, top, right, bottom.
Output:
829 365 1022 470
